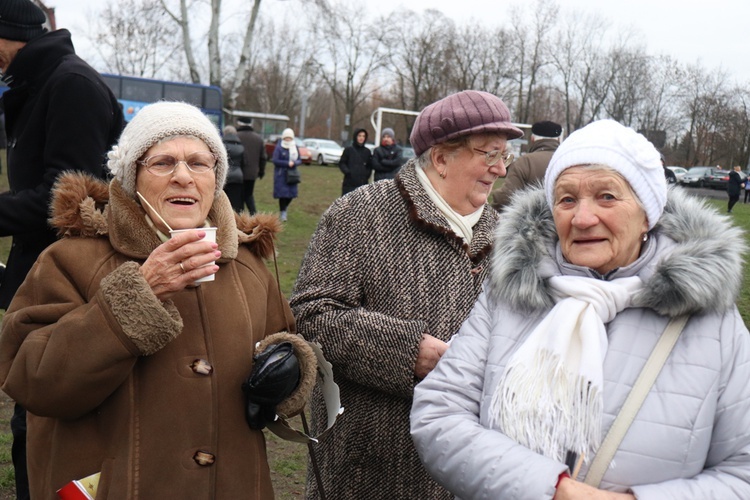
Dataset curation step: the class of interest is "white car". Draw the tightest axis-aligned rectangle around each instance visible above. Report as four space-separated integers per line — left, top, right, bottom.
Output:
667 166 688 183
303 138 344 166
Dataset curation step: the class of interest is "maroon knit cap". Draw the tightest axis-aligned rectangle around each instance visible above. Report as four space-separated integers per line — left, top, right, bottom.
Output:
410 90 523 156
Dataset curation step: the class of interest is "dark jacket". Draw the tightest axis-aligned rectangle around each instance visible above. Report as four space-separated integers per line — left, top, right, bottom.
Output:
339 128 372 195
0 29 124 308
728 170 743 196
272 141 301 199
491 138 559 211
236 124 266 180
222 132 245 185
372 143 404 182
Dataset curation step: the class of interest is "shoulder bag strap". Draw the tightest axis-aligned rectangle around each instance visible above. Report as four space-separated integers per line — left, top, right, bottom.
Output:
583 314 690 487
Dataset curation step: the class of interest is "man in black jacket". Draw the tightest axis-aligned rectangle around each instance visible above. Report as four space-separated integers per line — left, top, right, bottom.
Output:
236 118 266 214
372 127 405 182
0 2 124 497
339 128 372 195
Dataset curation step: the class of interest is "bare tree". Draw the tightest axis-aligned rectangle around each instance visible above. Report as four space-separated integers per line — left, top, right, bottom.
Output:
448 24 515 100
384 10 454 114
158 0 202 83
227 0 263 110
509 0 558 123
91 0 182 78
313 3 390 141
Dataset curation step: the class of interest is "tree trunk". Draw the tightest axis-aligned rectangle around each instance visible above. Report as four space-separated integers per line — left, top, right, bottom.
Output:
208 0 222 88
228 0 262 111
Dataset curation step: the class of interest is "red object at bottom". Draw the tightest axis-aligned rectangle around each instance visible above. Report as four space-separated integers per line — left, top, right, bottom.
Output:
57 480 95 500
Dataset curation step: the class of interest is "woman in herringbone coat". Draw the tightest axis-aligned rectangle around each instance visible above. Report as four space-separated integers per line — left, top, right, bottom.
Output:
290 91 524 499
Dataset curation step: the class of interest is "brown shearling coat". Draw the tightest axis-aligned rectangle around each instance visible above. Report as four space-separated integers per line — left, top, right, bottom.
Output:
0 172 314 499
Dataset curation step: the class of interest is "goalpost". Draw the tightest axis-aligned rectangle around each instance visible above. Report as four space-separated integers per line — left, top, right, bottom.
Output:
369 106 532 157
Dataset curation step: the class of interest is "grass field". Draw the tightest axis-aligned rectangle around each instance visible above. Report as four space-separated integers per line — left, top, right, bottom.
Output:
0 161 748 498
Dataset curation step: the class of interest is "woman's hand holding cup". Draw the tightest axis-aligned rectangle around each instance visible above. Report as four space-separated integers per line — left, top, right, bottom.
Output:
140 228 220 301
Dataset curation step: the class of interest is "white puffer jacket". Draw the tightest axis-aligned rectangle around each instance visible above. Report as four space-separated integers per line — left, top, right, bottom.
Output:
411 187 750 499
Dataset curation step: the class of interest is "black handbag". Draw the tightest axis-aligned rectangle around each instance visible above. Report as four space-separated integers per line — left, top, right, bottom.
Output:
241 342 300 430
285 167 301 185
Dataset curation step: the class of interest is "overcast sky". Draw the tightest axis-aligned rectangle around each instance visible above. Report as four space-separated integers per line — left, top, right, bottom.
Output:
48 0 750 84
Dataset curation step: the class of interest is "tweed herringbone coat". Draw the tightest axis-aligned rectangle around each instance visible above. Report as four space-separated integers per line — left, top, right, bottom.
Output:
290 161 499 499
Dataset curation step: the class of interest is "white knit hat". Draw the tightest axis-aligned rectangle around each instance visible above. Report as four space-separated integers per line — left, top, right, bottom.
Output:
544 119 667 229
107 101 228 197
281 128 295 140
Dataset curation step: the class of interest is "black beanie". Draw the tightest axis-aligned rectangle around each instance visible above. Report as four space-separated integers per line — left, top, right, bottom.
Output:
0 0 47 42
531 120 563 138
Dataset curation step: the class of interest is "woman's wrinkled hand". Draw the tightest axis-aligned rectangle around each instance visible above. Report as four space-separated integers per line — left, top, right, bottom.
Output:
415 334 448 379
139 229 221 301
554 477 635 500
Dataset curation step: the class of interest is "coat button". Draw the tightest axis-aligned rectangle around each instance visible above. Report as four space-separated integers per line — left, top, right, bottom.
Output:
190 359 213 375
193 451 216 466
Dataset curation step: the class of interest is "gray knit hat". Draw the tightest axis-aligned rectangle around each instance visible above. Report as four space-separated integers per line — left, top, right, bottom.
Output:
0 0 47 42
410 90 523 156
107 101 228 197
381 127 395 139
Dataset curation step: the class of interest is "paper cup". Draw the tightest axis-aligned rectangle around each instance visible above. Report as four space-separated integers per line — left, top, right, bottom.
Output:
169 227 218 283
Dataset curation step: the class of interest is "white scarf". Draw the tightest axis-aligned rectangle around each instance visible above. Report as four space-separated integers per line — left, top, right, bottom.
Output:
415 165 483 244
281 139 299 161
489 275 643 464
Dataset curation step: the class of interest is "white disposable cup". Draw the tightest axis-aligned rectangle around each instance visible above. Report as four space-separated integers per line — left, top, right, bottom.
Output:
169 227 218 283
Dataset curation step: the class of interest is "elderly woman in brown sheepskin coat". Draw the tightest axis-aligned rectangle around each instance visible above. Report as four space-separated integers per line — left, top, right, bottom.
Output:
0 102 316 499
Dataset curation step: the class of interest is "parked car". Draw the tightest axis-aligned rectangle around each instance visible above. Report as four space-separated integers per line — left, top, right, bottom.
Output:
303 138 344 166
402 146 416 161
666 166 688 183
681 166 717 188
264 135 312 164
365 143 376 153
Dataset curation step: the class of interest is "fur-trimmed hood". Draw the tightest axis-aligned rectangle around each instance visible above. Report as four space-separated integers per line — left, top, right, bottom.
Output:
49 171 282 261
488 186 747 317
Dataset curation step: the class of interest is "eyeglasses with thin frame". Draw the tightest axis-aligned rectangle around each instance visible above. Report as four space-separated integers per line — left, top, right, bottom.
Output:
472 148 514 167
138 152 218 176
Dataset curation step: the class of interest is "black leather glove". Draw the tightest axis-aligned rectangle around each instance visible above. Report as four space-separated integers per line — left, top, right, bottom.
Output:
241 342 301 430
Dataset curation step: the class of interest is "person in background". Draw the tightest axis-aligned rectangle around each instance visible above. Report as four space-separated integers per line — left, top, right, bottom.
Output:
727 165 744 213
744 170 750 203
0 101 6 175
372 127 404 182
338 128 372 195
272 128 301 222
291 90 523 499
222 125 245 212
0 101 316 498
0 2 125 498
236 118 266 214
661 154 677 185
411 120 750 499
491 119 562 211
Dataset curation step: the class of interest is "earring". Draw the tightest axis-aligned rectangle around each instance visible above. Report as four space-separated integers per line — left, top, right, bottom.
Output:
642 233 649 242
439 169 447 179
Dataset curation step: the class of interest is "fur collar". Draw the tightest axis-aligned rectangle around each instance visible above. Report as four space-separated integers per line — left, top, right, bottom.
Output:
488 186 747 317
49 171 281 261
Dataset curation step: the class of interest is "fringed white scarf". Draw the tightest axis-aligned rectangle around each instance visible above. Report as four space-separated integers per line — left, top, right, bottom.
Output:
415 165 483 244
489 275 643 463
